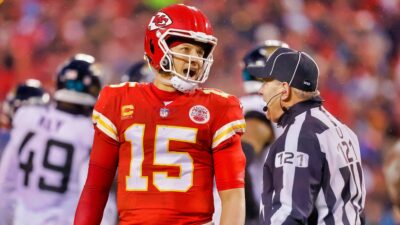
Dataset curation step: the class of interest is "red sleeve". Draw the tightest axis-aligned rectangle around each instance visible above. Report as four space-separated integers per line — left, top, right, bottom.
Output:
74 128 119 225
210 93 246 150
92 85 121 142
213 134 246 191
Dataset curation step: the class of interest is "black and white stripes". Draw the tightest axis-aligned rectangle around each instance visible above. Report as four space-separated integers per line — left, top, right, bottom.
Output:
262 100 365 225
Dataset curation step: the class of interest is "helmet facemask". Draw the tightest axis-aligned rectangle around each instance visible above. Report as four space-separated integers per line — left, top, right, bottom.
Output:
157 29 217 92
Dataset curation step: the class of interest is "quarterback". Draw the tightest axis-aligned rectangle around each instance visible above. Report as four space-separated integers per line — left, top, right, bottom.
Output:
74 4 246 225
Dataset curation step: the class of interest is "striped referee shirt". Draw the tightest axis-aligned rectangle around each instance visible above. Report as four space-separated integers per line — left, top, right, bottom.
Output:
261 98 366 225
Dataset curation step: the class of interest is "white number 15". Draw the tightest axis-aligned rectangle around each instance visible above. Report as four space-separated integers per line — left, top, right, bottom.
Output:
124 124 197 192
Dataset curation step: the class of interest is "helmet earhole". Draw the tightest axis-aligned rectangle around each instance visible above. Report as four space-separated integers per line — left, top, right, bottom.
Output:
150 39 155 54
161 58 168 66
161 57 170 70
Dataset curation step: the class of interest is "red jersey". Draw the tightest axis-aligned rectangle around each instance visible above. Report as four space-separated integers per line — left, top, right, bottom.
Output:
91 82 245 224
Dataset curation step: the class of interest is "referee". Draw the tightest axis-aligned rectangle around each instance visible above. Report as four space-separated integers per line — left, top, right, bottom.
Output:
247 47 366 225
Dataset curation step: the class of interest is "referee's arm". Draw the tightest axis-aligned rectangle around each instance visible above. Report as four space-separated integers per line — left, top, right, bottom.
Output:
271 135 324 225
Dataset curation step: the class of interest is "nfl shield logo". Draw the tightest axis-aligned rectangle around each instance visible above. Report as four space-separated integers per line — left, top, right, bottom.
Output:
160 107 169 118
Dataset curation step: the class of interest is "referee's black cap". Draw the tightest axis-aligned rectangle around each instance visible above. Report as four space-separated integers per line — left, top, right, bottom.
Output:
246 47 319 92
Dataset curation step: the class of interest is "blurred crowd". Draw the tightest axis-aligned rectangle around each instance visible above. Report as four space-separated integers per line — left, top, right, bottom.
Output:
1 0 400 224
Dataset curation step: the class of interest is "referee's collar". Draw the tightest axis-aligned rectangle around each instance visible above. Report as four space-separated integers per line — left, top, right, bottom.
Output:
277 96 323 127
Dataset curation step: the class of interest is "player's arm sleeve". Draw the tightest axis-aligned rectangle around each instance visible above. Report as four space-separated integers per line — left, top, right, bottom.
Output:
74 128 119 225
0 130 20 224
91 86 120 142
74 86 120 225
270 135 324 225
212 95 246 191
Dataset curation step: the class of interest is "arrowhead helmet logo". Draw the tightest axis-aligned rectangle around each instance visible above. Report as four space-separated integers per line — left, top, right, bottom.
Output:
148 12 173 31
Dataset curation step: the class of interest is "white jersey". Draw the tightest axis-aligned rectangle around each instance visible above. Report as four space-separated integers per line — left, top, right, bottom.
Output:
239 94 283 137
0 105 116 225
239 94 265 114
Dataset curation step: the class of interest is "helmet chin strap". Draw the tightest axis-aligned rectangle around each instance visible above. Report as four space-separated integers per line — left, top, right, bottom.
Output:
171 76 198 93
157 74 198 93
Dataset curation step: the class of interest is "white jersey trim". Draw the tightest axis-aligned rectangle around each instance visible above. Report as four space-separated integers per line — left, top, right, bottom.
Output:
212 119 246 149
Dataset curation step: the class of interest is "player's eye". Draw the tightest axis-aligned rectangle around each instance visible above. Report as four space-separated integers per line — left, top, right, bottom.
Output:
179 46 190 53
197 49 205 57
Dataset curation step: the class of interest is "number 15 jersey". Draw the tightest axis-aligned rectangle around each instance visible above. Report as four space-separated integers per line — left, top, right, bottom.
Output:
92 82 246 223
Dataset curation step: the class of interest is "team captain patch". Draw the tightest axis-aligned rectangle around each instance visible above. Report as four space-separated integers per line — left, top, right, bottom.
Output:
189 105 210 124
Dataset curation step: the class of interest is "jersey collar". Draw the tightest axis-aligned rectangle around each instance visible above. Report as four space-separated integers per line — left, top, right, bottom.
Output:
277 96 323 127
149 83 183 101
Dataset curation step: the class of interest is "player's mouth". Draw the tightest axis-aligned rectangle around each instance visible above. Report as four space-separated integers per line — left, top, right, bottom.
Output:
183 68 198 78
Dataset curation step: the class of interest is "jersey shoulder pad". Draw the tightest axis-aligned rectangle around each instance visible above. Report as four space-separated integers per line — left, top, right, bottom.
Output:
92 86 120 142
13 105 46 128
199 88 231 99
199 88 242 107
96 82 138 107
204 89 245 149
108 81 138 89
92 83 142 142
102 82 137 95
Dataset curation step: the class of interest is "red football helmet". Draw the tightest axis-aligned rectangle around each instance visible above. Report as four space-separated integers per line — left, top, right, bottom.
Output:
144 4 217 88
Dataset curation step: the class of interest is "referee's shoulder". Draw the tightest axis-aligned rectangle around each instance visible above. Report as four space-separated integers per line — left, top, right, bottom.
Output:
303 109 332 135
296 111 330 151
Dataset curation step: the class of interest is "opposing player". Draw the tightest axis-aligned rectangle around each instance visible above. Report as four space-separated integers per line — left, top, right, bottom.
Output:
120 60 155 83
0 79 50 157
0 54 107 225
240 40 289 113
74 4 246 225
1 79 50 129
239 40 288 224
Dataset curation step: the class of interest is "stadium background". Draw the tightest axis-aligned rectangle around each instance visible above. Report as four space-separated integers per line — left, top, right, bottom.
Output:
1 0 399 224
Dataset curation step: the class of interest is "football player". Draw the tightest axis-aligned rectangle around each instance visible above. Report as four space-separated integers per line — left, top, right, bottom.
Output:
0 79 50 157
1 79 50 129
74 4 246 225
120 60 155 83
240 40 289 113
239 40 288 225
0 54 116 225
